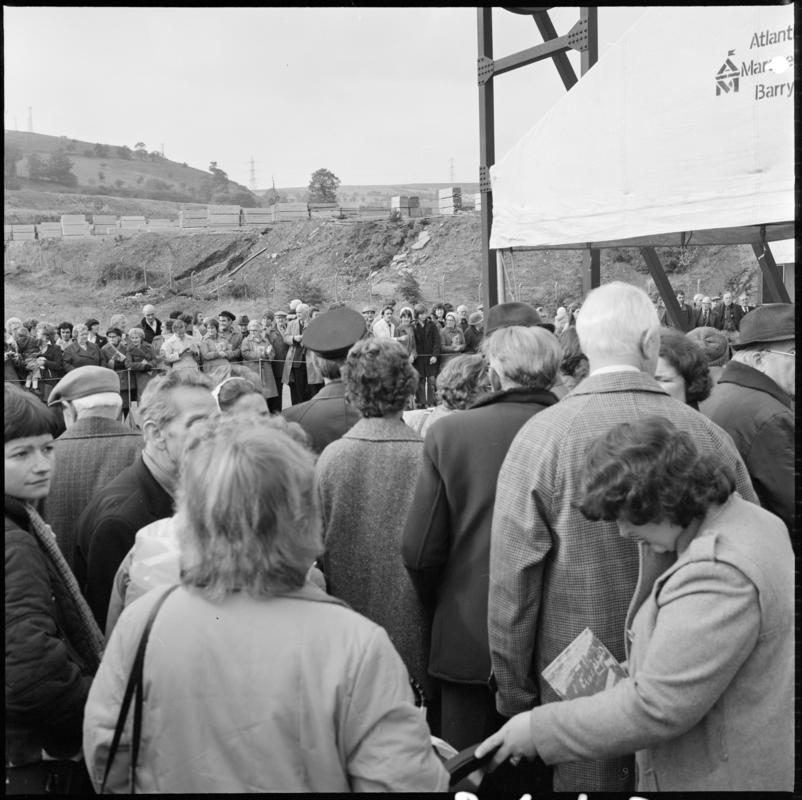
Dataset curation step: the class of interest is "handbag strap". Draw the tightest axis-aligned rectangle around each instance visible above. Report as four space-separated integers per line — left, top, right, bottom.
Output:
100 585 179 794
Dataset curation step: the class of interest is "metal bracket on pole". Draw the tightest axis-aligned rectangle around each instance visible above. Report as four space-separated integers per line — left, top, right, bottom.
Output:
479 165 492 193
477 56 495 84
567 18 588 52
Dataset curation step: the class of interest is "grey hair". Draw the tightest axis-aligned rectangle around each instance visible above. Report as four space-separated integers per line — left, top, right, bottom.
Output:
482 325 561 390
137 369 214 431
175 419 323 601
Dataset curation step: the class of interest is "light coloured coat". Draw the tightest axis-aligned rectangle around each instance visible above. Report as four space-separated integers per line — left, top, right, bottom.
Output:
529 494 794 791
83 583 449 793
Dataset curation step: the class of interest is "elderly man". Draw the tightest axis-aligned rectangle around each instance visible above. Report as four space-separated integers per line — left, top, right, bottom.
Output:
455 304 470 332
713 291 739 335
463 311 484 354
282 302 312 405
282 307 364 453
701 303 794 537
402 303 560 755
487 282 756 792
694 295 714 328
139 305 162 344
74 370 216 627
42 366 143 571
361 305 377 336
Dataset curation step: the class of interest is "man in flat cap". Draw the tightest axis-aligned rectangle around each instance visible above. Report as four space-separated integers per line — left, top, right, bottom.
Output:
702 303 795 537
282 307 364 453
361 305 377 336
42 366 143 571
139 304 162 344
74 369 216 627
216 310 243 363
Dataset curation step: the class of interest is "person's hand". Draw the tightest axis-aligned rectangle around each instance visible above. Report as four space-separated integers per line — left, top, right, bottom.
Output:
474 711 538 769
429 356 437 365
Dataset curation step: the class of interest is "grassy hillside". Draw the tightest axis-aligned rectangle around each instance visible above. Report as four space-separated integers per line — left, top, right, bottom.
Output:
5 130 255 206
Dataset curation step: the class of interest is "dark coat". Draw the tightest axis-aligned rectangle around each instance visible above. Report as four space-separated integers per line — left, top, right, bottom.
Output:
62 341 102 371
42 417 143 572
412 320 441 377
700 360 794 536
463 325 484 354
139 317 162 344
74 455 173 628
5 497 95 766
401 388 559 684
281 380 361 454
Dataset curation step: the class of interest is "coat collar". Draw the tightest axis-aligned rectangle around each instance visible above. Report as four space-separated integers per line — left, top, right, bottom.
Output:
570 369 668 398
4 495 30 531
470 386 559 410
343 415 422 442
57 416 140 440
715 360 792 409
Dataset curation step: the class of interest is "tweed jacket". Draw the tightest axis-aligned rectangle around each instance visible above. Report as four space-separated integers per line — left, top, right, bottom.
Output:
700 360 794 536
315 416 432 698
528 494 793 791
74 455 173 629
5 497 96 767
402 388 558 685
488 369 757 792
84 584 449 793
42 417 143 572
282 380 361 453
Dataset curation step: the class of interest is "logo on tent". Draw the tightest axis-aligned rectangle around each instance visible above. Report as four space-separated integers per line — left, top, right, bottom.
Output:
716 50 740 95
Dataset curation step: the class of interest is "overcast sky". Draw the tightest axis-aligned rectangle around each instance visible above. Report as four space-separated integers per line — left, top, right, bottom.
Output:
4 7 646 189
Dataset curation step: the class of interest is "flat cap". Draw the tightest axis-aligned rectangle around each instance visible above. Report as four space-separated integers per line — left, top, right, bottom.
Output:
218 310 236 321
732 303 795 349
275 310 287 317
48 365 121 406
361 305 376 314
302 307 365 360
485 302 554 336
468 311 483 325
236 314 250 325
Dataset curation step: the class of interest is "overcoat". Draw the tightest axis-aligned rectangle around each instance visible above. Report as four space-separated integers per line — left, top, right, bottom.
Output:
528 494 793 792
282 380 361 453
315 416 432 699
488 369 757 791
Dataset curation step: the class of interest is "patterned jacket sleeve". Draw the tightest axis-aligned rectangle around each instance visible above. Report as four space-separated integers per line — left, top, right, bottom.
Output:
488 422 554 716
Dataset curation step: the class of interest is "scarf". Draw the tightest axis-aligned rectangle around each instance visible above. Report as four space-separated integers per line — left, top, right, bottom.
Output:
23 502 105 666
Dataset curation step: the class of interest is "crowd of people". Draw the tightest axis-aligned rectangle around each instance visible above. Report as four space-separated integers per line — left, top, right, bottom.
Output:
4 281 794 793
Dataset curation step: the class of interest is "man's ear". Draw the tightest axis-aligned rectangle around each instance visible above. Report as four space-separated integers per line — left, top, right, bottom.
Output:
141 419 166 450
640 327 660 375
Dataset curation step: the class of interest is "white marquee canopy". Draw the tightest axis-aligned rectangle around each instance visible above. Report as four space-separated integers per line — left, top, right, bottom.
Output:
489 5 795 250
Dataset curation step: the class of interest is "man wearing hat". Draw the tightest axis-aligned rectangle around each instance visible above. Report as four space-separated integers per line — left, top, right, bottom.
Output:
702 303 795 536
216 310 243 362
463 311 484 354
282 307 364 453
42 366 143 571
236 314 250 337
361 306 377 336
402 302 562 759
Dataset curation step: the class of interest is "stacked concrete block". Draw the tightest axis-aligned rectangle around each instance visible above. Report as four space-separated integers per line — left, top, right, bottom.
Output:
180 207 208 229
11 224 36 241
242 209 272 226
92 215 118 235
390 196 410 215
120 216 146 231
207 205 241 228
271 203 310 222
61 215 92 237
37 222 63 240
146 218 176 230
438 187 462 215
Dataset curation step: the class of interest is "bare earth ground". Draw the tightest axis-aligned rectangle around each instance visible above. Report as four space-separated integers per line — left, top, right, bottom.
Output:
4 214 760 325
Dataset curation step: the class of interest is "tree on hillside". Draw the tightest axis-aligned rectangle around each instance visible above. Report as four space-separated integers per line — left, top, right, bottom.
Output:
116 145 132 159
134 142 148 159
4 143 23 178
209 161 229 185
94 142 109 158
308 168 340 203
26 153 46 180
44 150 78 187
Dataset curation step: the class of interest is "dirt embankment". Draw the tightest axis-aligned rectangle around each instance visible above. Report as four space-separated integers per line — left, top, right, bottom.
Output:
4 214 760 324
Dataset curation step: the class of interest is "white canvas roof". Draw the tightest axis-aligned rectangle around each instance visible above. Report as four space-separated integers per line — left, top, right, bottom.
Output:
489 5 795 250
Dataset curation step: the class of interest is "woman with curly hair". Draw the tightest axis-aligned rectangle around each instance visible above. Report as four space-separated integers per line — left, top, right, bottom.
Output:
314 338 436 723
403 353 488 436
477 415 793 792
655 327 712 409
